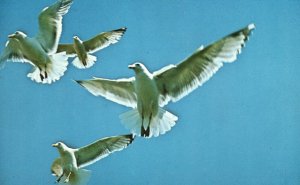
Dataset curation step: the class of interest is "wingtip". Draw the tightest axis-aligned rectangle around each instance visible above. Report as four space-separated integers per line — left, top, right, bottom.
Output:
126 134 135 144
114 27 127 33
248 23 255 30
74 79 83 85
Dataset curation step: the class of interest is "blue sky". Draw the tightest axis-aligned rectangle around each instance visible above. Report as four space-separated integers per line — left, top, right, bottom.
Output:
0 0 299 185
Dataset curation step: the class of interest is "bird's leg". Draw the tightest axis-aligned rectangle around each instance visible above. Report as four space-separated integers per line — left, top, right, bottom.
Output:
44 64 48 79
64 172 71 183
82 59 87 67
56 174 63 183
145 113 152 137
141 108 146 137
38 67 44 81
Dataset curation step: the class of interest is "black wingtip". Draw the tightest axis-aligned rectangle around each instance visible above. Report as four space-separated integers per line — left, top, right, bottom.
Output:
73 79 84 87
114 27 127 33
125 134 135 144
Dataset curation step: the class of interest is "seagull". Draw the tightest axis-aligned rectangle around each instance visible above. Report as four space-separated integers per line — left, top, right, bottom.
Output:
75 24 255 138
51 134 134 185
0 0 73 84
56 27 127 69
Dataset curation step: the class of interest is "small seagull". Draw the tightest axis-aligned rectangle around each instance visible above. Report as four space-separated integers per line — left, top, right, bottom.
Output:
76 24 255 138
51 134 134 185
56 27 127 69
0 0 73 84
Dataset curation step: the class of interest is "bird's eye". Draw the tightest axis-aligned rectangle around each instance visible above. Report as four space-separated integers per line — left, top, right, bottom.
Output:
136 63 140 67
15 31 19 34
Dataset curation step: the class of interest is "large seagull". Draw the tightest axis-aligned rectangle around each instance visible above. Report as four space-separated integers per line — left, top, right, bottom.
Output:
0 0 73 84
76 24 255 138
51 134 134 185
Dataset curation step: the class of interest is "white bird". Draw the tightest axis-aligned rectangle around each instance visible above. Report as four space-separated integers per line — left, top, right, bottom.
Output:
0 0 73 84
56 27 127 69
51 134 134 185
75 24 255 138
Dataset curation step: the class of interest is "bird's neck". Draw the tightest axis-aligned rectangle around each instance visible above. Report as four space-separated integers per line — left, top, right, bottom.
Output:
136 70 153 80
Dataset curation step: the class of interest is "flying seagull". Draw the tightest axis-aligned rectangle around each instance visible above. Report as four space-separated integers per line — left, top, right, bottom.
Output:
0 0 73 84
56 27 127 69
51 134 134 185
76 24 255 138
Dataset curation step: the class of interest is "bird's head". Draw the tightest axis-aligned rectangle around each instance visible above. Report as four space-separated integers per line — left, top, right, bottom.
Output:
128 62 149 74
52 142 67 151
8 31 27 40
73 36 82 43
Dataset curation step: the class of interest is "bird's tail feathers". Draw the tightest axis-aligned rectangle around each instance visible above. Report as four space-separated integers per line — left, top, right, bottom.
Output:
60 169 91 185
72 54 97 69
119 108 178 138
0 58 6 69
27 52 68 84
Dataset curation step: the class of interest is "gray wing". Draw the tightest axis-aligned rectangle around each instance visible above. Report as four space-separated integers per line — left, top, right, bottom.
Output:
76 77 137 108
0 39 31 66
83 27 127 53
35 0 73 54
56 44 76 56
75 134 134 168
51 158 63 177
154 24 255 106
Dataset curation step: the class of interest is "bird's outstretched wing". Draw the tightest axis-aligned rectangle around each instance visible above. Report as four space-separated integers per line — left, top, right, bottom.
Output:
0 39 31 66
75 134 134 168
83 27 127 53
57 28 127 56
51 158 63 177
56 44 76 56
76 77 137 108
35 0 73 54
154 24 255 106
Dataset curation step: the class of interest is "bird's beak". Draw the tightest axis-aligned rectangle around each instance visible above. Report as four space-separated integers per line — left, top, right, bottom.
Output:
52 143 58 147
128 64 135 69
8 34 15 39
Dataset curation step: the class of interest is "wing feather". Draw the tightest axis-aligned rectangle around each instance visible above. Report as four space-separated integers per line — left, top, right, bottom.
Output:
154 24 255 106
35 0 73 54
83 27 127 53
56 44 76 56
51 158 63 177
76 77 137 108
75 134 134 168
0 39 31 65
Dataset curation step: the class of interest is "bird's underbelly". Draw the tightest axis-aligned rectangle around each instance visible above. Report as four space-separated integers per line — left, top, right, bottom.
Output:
74 43 88 62
61 153 77 171
21 41 49 65
136 81 159 117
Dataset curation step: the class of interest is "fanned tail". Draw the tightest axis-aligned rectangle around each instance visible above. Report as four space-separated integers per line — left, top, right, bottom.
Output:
119 108 178 138
0 57 6 69
68 169 91 185
58 169 91 185
27 52 68 84
72 54 97 69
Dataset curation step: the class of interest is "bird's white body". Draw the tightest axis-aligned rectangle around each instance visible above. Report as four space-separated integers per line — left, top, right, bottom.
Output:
135 70 159 126
14 36 50 65
133 68 164 136
58 146 77 174
72 37 97 69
